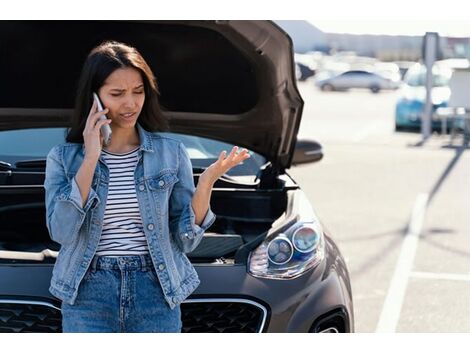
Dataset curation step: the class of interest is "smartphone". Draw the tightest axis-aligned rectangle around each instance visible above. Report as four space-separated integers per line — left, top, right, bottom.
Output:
93 92 112 146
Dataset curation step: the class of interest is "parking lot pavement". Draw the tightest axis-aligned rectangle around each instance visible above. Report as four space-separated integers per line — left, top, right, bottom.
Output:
288 80 470 332
397 144 470 332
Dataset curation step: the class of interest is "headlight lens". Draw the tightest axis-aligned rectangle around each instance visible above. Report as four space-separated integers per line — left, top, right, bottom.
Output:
292 226 320 253
248 221 325 279
267 234 294 265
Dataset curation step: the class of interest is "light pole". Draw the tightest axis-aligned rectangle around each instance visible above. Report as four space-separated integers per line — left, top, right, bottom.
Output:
422 32 439 139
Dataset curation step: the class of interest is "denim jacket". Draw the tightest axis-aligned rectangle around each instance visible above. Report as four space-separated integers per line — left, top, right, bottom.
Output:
44 122 216 309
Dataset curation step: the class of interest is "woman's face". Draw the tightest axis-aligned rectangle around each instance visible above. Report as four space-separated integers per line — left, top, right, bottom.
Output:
97 67 145 130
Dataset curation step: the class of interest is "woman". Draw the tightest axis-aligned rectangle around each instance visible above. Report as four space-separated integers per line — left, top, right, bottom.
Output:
44 40 250 333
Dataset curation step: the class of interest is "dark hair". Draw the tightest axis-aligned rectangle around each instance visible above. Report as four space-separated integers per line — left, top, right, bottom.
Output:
66 40 168 143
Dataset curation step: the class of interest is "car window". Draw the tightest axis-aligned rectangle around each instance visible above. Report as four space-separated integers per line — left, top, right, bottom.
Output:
0 128 68 158
159 132 266 176
404 67 451 87
0 128 266 176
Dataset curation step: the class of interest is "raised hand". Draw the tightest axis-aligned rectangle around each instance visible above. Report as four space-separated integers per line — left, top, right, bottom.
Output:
199 146 251 185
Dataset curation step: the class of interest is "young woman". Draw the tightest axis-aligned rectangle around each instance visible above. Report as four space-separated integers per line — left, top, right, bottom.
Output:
44 40 250 333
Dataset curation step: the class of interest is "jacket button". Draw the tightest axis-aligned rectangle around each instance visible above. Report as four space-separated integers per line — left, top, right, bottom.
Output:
147 224 154 231
158 180 165 187
158 264 165 271
139 185 145 191
172 297 178 303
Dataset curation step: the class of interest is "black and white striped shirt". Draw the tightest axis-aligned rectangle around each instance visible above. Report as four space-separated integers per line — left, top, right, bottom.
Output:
95 146 149 256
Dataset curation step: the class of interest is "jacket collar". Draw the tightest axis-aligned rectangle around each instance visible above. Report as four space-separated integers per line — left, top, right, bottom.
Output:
136 122 154 153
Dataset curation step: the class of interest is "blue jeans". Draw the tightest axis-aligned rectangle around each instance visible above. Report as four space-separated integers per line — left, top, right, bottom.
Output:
61 254 182 333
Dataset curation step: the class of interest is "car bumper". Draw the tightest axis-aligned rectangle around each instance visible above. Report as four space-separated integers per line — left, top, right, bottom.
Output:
0 237 353 333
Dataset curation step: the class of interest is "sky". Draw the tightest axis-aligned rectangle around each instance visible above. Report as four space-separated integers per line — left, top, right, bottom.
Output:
3 0 470 39
309 20 470 38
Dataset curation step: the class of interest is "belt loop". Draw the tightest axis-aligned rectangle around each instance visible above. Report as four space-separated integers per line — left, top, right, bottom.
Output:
139 254 147 272
91 255 99 273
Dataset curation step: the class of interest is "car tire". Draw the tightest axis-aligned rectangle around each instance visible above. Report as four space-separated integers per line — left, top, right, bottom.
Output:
370 85 380 93
321 84 334 92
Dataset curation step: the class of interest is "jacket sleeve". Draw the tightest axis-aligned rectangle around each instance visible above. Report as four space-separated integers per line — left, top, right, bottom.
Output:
169 142 216 253
43 145 100 246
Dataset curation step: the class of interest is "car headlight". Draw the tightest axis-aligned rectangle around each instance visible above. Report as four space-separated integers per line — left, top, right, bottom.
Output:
248 221 325 279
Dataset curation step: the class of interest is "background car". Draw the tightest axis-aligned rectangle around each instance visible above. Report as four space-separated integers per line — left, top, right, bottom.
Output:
295 61 315 81
315 69 401 93
394 63 453 131
394 61 418 79
0 20 353 333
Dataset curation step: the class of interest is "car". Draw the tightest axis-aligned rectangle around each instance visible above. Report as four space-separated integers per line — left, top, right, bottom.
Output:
315 69 401 93
394 61 418 79
394 63 455 131
295 61 315 81
0 20 354 333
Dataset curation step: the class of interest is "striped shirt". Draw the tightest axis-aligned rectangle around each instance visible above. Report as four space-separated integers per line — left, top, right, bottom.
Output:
95 146 149 256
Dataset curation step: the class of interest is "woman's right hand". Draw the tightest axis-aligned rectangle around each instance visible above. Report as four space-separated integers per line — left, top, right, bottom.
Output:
82 99 111 161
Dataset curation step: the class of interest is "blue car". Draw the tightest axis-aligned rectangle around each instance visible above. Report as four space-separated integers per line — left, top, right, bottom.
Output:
395 63 454 131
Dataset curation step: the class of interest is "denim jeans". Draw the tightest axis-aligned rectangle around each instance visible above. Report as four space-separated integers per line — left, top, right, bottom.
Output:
61 254 182 333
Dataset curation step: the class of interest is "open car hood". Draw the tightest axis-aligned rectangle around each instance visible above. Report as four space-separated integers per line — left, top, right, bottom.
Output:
0 20 303 172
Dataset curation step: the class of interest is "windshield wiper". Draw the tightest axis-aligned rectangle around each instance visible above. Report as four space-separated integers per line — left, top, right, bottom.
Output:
0 161 12 171
0 159 47 171
15 159 47 169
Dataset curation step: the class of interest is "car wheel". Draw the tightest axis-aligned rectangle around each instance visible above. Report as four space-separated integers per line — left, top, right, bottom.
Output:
321 84 334 92
370 85 380 93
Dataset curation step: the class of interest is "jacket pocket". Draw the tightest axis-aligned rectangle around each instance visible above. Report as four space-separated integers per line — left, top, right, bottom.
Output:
147 170 179 192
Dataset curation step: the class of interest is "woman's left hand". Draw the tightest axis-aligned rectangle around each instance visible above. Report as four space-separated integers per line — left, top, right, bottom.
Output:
199 146 251 185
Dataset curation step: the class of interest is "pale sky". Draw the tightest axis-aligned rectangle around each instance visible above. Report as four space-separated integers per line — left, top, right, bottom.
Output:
309 20 470 38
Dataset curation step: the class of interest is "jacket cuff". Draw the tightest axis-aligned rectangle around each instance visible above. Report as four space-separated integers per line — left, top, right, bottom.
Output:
184 203 216 239
193 205 216 235
62 176 100 214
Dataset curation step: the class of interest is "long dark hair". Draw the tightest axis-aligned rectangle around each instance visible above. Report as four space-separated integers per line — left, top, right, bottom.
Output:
66 40 168 143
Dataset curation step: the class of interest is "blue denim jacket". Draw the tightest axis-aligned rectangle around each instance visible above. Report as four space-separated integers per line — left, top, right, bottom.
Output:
44 123 216 309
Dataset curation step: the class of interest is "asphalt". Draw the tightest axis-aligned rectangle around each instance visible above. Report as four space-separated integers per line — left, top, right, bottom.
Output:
288 80 470 332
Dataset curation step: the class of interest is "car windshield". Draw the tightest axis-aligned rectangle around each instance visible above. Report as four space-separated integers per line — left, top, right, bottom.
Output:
0 128 266 177
404 68 451 87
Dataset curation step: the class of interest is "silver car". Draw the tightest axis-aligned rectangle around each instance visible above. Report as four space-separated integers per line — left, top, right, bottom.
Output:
315 70 401 93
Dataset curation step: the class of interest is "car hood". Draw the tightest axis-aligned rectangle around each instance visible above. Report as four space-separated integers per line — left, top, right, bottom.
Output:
0 20 303 172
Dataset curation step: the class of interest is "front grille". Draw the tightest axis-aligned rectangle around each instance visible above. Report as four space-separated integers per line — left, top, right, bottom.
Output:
0 299 267 333
181 300 266 333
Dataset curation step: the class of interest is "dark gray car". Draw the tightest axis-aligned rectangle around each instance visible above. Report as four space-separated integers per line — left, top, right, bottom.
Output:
0 20 354 333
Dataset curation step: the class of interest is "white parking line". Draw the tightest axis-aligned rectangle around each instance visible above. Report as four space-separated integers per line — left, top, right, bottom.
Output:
410 271 470 282
375 193 429 333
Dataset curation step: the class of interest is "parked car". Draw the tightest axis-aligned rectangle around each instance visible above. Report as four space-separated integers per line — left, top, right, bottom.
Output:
394 63 453 131
0 20 353 333
394 61 418 79
295 61 315 81
315 69 401 93
294 52 318 81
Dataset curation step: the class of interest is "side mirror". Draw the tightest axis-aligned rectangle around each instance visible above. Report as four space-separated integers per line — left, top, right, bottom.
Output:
292 139 323 166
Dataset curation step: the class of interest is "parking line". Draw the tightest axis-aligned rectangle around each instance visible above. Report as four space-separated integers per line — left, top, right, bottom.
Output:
375 193 429 333
410 271 470 282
